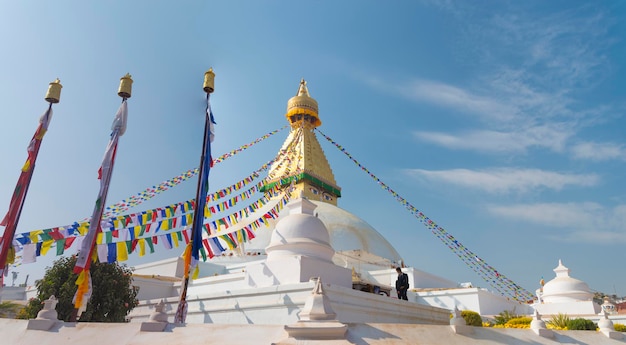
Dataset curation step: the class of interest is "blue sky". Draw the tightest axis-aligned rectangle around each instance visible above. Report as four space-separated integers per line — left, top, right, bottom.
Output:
1 1 625 297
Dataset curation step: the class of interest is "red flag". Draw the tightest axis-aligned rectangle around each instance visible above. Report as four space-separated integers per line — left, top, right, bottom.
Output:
0 107 53 276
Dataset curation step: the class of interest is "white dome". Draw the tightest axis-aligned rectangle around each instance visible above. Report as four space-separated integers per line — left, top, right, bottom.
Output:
266 198 334 262
243 200 403 264
542 260 592 303
312 201 402 263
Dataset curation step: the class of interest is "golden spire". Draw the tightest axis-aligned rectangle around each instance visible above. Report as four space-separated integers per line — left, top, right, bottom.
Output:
265 79 341 205
285 78 321 128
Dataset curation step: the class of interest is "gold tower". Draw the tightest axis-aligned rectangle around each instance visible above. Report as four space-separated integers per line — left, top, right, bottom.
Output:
263 79 341 205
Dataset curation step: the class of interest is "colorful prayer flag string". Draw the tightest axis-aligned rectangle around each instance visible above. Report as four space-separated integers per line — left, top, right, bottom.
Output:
103 125 288 216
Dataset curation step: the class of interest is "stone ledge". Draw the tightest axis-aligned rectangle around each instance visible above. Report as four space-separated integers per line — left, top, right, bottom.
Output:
26 319 61 331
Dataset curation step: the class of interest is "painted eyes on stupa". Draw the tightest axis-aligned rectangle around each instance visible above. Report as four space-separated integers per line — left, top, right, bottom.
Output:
309 187 333 201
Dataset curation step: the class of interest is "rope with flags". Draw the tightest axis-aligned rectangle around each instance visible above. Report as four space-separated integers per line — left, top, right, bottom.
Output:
0 102 56 281
8 123 304 269
102 125 289 217
73 95 130 318
315 128 534 303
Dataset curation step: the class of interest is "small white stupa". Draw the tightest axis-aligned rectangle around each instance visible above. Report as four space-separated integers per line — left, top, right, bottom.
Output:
534 260 600 316
245 194 352 288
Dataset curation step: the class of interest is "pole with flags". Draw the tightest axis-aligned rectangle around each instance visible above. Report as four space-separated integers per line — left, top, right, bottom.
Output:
72 74 132 320
174 68 216 323
0 79 62 287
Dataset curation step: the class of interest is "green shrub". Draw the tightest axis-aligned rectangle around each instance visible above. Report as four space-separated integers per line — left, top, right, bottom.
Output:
567 318 596 330
614 323 626 332
461 310 483 327
547 313 570 329
494 309 519 325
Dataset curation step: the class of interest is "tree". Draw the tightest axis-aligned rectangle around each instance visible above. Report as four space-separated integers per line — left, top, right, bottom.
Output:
16 256 139 322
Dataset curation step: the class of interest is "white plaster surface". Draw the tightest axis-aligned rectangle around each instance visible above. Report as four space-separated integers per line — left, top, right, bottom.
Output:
129 281 451 325
415 287 534 316
1 319 625 345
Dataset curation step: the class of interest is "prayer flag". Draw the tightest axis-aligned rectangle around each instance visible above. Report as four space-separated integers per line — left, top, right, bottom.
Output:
0 107 53 276
73 100 128 311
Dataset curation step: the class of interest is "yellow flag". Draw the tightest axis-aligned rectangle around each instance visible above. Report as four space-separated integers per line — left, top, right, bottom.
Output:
74 270 91 309
29 230 43 244
21 159 31 172
192 265 200 279
41 240 53 255
117 242 128 261
172 232 179 247
138 239 146 257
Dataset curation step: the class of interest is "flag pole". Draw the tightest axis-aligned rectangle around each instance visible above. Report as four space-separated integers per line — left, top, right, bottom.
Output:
71 74 132 321
0 79 62 289
174 68 216 323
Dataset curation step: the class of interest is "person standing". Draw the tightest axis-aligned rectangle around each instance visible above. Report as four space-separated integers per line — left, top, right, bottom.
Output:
395 267 409 300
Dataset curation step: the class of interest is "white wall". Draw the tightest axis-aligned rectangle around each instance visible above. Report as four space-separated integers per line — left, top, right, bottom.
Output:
415 287 533 316
369 267 458 290
534 300 600 317
129 280 451 325
0 286 26 301
132 277 176 301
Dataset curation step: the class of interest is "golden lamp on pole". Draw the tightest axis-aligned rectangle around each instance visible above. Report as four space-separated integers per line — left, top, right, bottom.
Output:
203 68 215 94
45 78 62 104
118 73 133 99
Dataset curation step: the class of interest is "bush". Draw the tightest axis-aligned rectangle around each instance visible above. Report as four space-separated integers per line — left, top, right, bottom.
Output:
614 323 626 332
567 318 596 331
547 313 570 330
461 310 483 327
494 309 519 325
503 317 531 329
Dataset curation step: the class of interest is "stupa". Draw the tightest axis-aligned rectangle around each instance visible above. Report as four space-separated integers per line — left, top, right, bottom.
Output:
127 79 457 325
2 77 624 345
534 260 600 316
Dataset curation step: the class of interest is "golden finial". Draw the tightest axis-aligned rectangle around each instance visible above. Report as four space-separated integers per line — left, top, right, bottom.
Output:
285 78 320 128
45 78 62 103
203 67 215 93
297 78 310 96
117 73 133 98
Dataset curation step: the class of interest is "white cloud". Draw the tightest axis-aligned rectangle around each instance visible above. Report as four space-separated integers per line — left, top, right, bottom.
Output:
571 142 626 161
400 79 518 123
488 202 601 227
383 5 618 160
488 202 626 243
413 126 572 154
405 168 598 194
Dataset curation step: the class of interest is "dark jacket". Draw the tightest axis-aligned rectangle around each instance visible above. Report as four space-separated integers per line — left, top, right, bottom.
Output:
396 273 409 290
